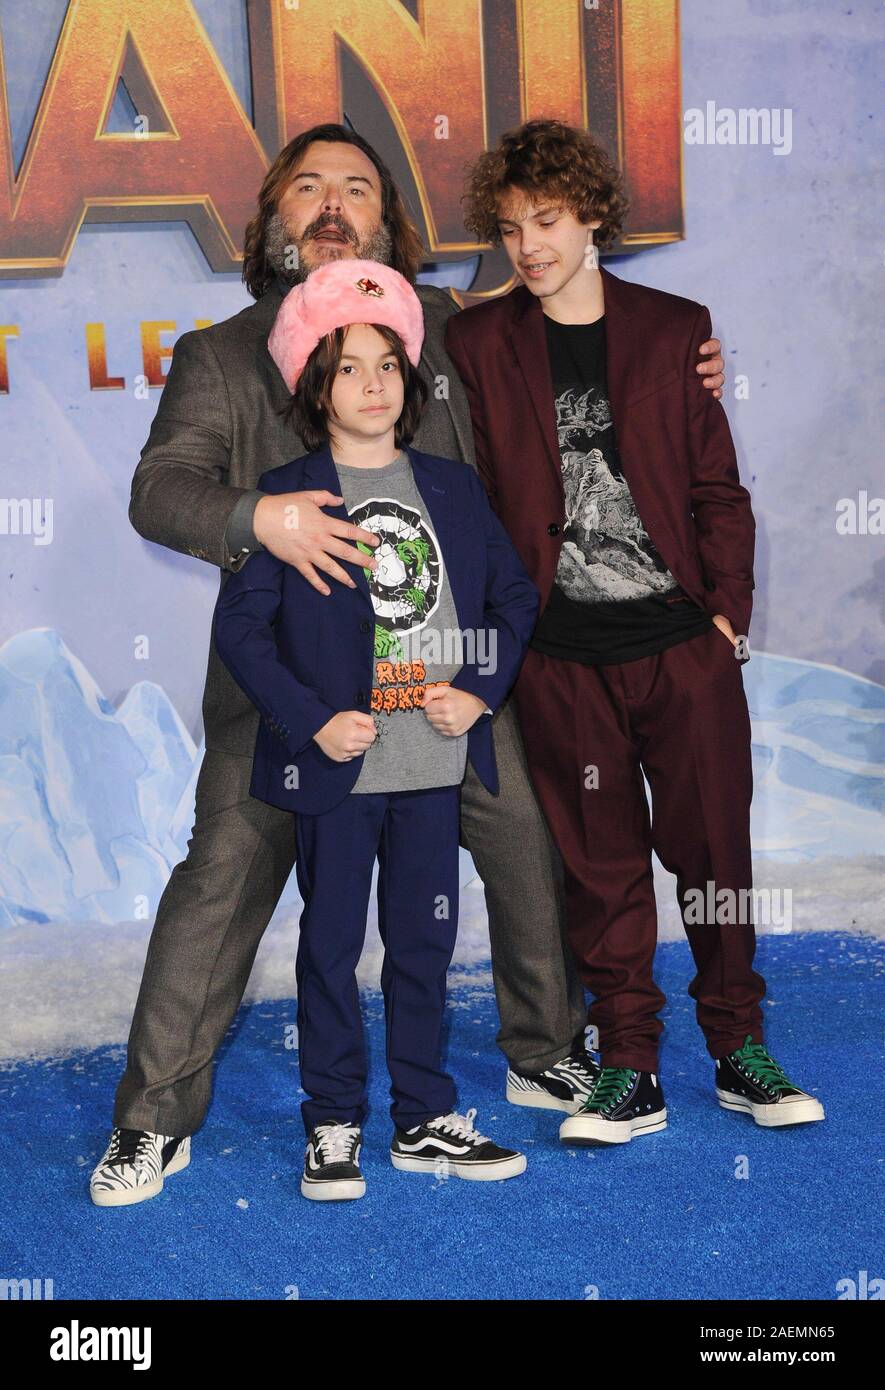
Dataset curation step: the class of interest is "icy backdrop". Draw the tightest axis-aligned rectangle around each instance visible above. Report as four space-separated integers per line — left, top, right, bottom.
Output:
2 626 883 929
1 627 882 1058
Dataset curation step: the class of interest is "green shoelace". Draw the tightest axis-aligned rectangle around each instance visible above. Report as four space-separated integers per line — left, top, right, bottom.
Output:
579 1066 636 1113
730 1035 795 1092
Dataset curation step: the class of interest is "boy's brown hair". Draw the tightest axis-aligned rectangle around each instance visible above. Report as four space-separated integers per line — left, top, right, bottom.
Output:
280 324 428 452
460 117 629 251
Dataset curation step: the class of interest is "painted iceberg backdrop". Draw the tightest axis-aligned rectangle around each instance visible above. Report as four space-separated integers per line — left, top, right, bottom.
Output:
0 627 883 930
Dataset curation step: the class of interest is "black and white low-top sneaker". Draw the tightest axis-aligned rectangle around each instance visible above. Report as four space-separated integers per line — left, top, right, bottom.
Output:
90 1127 190 1207
506 1045 602 1115
559 1068 667 1146
390 1107 526 1181
301 1121 365 1201
716 1035 825 1127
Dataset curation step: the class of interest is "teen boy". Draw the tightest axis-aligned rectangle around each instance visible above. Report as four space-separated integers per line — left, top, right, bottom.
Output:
444 119 825 1145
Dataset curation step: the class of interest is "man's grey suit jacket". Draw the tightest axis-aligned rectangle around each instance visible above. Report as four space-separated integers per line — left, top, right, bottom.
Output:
128 276 481 758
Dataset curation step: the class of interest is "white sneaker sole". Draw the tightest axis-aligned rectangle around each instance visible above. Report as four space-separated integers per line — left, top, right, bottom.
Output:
390 1150 527 1181
300 1176 366 1201
90 1144 191 1207
506 1081 582 1115
559 1109 668 1146
716 1089 826 1127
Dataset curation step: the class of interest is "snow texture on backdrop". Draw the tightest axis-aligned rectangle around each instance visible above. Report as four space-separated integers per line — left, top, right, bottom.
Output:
1 628 882 1060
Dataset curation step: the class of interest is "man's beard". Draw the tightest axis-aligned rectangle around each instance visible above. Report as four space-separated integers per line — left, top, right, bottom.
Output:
263 210 395 287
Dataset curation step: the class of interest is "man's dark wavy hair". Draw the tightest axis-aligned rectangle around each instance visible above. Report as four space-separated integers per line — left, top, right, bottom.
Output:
242 123 425 298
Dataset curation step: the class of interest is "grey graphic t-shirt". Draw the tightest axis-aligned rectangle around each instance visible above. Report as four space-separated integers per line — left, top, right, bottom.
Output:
333 450 469 793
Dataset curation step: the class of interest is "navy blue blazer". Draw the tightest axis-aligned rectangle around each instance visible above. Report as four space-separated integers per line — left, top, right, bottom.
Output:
211 442 541 814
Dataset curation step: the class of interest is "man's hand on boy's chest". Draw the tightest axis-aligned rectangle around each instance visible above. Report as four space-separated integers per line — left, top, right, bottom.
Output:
253 486 382 597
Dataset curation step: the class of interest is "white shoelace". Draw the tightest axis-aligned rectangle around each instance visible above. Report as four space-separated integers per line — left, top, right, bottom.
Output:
427 1108 489 1144
314 1123 360 1163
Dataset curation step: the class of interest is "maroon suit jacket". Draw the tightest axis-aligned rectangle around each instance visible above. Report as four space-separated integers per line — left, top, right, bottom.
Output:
444 265 755 637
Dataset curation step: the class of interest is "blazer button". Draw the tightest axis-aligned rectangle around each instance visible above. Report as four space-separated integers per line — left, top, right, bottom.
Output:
547 522 560 535
356 691 366 705
359 619 371 633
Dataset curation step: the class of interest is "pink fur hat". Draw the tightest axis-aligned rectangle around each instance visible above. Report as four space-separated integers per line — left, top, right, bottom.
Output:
267 258 425 392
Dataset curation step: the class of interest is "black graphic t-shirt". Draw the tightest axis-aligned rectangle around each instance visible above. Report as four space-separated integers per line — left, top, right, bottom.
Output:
529 313 712 665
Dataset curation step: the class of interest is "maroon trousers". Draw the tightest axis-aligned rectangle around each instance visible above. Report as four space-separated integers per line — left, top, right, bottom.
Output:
513 624 765 1070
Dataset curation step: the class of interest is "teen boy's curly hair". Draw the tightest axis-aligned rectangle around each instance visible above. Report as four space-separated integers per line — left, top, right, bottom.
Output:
281 324 428 452
460 117 629 252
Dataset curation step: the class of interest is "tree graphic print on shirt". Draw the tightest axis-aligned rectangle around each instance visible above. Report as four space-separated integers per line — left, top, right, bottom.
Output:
530 313 713 665
553 382 678 604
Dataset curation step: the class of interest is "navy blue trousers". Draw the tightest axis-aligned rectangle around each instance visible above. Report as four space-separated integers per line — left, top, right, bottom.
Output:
292 783 461 1134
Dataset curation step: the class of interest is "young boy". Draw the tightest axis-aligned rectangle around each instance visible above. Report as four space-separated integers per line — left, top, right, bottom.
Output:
444 119 824 1145
212 258 540 1197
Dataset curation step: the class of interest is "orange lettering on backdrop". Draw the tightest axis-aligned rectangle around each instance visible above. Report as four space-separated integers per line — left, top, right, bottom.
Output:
0 0 682 279
249 0 488 254
0 326 19 393
620 0 683 242
140 321 176 387
0 0 266 277
516 0 587 129
85 324 125 389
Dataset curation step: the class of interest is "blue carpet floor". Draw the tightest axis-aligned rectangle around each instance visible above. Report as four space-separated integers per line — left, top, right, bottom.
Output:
1 931 881 1300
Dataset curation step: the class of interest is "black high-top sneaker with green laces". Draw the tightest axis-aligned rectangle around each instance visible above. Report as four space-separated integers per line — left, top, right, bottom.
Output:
716 1035 825 1127
559 1067 667 1146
